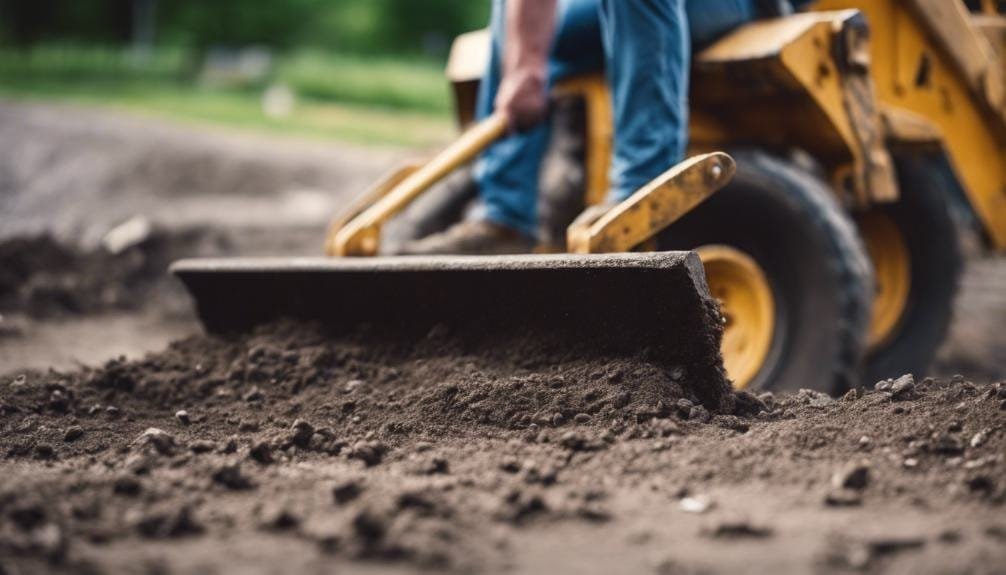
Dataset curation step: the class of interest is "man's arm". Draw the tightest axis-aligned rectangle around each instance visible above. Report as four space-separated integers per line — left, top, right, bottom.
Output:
495 0 558 131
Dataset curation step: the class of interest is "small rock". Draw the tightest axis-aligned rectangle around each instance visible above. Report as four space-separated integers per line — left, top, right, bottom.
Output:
500 457 521 473
937 529 962 544
189 440 216 454
212 464 254 490
868 536 925 556
552 413 566 427
573 413 592 425
875 379 894 392
520 461 558 486
679 495 715 514
714 415 749 434
348 440 388 467
63 426 84 443
688 405 711 423
825 489 863 507
333 479 364 504
102 215 152 254
289 419 315 448
497 489 548 524
931 434 964 456
984 525 1006 540
891 374 916 400
249 441 274 465
832 461 871 491
675 398 694 416
220 437 239 454
9 374 28 391
28 522 68 561
970 430 989 448
113 476 142 496
175 410 190 425
903 458 919 469
558 430 604 452
34 443 55 459
132 428 176 456
842 388 860 402
135 504 203 539
105 405 121 418
352 508 387 543
797 389 834 408
48 390 69 413
344 379 366 393
420 457 449 475
966 475 996 496
260 506 300 531
243 386 264 402
706 521 773 539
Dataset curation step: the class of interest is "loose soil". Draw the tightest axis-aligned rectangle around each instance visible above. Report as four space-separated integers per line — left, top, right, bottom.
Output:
1 101 1004 574
0 327 1003 573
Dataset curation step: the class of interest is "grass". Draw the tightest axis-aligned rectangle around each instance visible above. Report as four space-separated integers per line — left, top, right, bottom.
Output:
0 45 456 148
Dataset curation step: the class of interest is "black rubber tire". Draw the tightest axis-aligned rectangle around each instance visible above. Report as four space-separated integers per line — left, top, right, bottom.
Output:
658 151 874 394
862 155 964 384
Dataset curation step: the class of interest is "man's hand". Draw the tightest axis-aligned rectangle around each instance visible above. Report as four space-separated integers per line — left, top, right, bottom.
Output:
496 68 548 131
496 0 557 131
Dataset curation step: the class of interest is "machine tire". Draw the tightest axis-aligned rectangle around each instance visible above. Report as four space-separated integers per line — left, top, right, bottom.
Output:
861 156 964 384
659 151 874 394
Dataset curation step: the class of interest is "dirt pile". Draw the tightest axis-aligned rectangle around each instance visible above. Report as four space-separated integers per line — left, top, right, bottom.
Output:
0 230 227 319
0 319 746 447
0 319 748 572
1 320 1004 573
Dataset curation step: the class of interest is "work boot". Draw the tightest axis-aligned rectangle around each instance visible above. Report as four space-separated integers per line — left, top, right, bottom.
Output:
396 220 535 256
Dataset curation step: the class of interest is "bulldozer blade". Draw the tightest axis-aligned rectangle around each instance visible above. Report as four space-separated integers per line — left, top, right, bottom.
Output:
170 252 726 395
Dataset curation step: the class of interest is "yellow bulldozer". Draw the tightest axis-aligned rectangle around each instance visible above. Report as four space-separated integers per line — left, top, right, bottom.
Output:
174 0 1006 395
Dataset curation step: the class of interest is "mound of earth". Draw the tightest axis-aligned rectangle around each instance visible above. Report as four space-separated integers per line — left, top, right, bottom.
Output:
0 321 1003 573
0 230 228 319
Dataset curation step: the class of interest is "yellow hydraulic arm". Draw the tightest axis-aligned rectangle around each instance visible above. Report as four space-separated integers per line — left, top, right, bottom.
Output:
326 109 735 257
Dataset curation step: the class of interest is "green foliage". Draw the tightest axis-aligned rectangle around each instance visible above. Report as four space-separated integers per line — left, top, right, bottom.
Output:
304 0 489 55
0 0 491 57
0 44 186 82
0 45 455 147
278 51 450 111
157 0 322 51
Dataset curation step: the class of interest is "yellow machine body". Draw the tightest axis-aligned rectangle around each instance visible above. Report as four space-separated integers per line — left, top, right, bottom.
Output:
436 0 1006 388
446 0 1006 252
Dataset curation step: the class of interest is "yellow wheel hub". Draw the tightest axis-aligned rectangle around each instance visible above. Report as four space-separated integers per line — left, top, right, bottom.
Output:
858 212 911 349
697 246 776 390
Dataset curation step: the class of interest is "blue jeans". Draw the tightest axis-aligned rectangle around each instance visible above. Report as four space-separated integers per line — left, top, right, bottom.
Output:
475 0 758 237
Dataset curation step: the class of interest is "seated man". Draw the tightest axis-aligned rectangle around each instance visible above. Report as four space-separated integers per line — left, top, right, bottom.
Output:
401 0 807 255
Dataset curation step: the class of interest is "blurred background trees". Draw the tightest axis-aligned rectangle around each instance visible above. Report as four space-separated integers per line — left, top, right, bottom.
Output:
0 0 490 146
0 0 490 57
